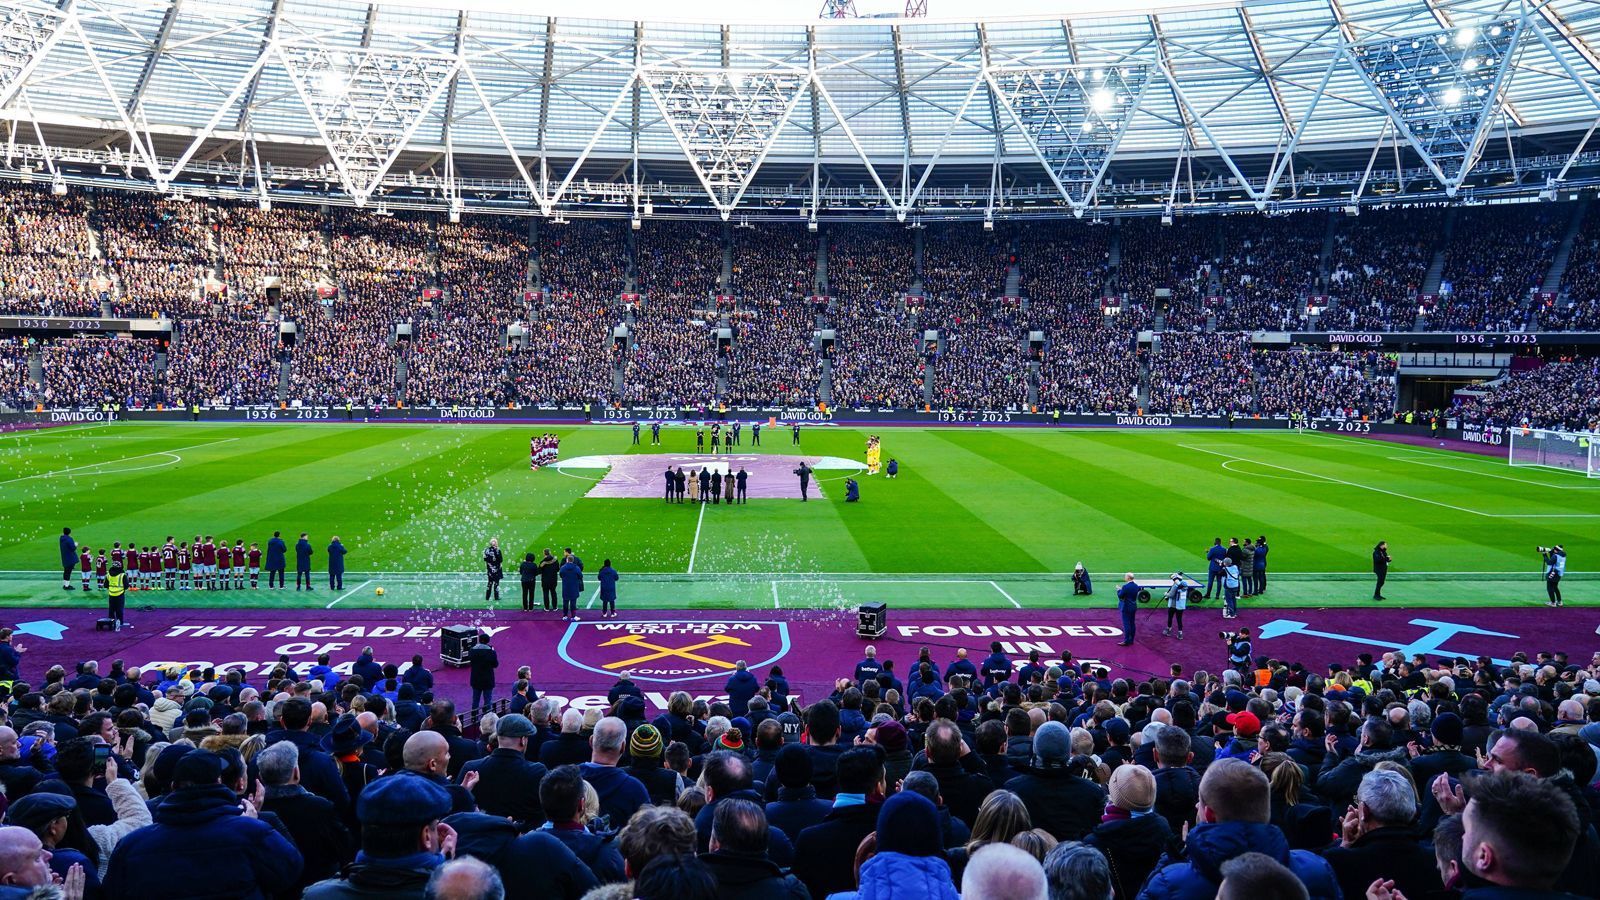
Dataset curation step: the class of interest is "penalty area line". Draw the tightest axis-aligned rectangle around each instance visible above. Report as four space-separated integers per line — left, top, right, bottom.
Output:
325 579 373 609
686 502 707 574
988 581 1022 609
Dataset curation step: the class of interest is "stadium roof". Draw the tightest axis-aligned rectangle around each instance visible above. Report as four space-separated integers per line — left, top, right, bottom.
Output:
4 0 1600 220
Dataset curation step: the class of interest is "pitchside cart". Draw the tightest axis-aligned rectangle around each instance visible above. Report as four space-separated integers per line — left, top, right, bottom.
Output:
1133 574 1205 605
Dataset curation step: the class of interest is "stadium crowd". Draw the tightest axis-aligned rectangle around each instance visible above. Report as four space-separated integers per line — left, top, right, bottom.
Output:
0 185 103 318
1254 349 1398 420
1453 359 1600 432
0 615 1593 900
94 193 213 320
1147 334 1254 416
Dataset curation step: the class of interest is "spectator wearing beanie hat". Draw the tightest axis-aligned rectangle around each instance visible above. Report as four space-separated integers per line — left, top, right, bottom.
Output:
1005 721 1106 842
1407 712 1475 787
829 791 958 900
875 719 913 788
625 724 679 807
1217 712 1262 762
764 745 831 844
1086 764 1177 900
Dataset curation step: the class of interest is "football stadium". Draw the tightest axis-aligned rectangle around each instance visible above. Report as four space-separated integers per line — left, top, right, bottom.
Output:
0 0 1599 895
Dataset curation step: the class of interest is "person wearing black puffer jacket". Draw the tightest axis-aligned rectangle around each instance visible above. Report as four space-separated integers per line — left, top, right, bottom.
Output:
701 798 808 900
1407 713 1476 788
1087 765 1179 900
1004 722 1104 843
1152 726 1201 835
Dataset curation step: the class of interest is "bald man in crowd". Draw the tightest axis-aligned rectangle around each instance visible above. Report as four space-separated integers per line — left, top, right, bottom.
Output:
403 731 476 815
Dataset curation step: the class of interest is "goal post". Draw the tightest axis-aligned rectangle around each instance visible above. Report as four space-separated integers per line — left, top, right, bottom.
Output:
1507 427 1600 478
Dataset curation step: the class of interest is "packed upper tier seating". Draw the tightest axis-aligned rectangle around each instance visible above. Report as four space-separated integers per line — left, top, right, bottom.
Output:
1453 358 1600 432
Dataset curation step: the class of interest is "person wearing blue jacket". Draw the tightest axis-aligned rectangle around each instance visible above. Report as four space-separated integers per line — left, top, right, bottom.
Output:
103 749 303 899
1204 538 1228 599
980 641 1012 688
1253 536 1269 595
294 533 314 591
352 648 383 689
58 528 77 591
1138 758 1340 900
326 537 346 590
725 661 759 717
265 531 288 589
597 560 619 619
558 557 584 621
1117 572 1140 647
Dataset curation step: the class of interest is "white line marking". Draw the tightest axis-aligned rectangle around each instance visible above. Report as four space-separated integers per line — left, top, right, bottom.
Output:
0 437 239 486
585 584 601 609
325 579 372 609
1386 455 1600 489
686 502 707 574
0 423 111 441
988 581 1023 609
0 569 1579 578
771 580 780 609
1180 443 1600 518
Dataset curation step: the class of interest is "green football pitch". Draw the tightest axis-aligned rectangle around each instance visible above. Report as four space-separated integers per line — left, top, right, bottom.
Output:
0 421 1593 611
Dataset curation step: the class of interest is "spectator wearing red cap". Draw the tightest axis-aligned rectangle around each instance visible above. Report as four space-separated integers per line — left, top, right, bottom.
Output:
1217 712 1263 763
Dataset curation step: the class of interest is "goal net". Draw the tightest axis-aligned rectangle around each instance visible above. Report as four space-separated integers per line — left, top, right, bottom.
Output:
1508 428 1600 478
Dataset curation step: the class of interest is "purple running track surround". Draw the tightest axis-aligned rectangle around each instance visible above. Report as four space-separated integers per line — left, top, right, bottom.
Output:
6 606 1577 713
573 454 854 499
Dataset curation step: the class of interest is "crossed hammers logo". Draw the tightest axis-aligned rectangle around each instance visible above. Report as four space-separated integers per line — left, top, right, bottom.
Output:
599 633 752 670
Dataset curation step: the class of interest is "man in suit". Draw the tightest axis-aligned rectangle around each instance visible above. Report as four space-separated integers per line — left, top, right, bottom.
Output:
736 467 748 503
468 633 499 712
266 531 288 589
539 549 559 612
751 421 761 446
1373 541 1390 601
1205 538 1227 599
326 537 347 591
519 553 539 612
664 467 675 502
794 462 813 502
295 533 314 591
559 555 584 621
710 469 723 505
59 528 77 591
1116 572 1139 646
632 422 640 445
1253 535 1269 595
650 421 661 445
482 538 503 603
791 423 801 445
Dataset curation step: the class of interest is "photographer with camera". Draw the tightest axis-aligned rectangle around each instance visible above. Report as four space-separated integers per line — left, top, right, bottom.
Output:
1224 627 1252 676
1164 572 1188 640
1541 544 1566 608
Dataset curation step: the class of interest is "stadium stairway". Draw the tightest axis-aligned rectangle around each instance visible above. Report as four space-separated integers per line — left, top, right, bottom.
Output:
1104 225 1121 297
816 233 829 295
1004 263 1021 299
1420 206 1457 296
1541 198 1590 295
819 358 833 406
720 224 733 293
1317 210 1337 291
277 359 291 403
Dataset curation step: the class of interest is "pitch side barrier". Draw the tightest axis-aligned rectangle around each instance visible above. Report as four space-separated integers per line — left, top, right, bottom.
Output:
1 406 1444 439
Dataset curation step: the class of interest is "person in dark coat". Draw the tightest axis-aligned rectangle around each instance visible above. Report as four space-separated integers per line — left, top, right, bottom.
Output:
1315 719 1410 814
58 528 77 591
765 745 831 845
104 749 303 900
1407 713 1476 787
466 633 498 713
302 768 454 900
256 740 352 895
325 537 346 591
559 556 584 621
1319 768 1442 900
294 533 314 591
914 719 995 832
1004 722 1105 842
698 468 711 502
1086 764 1178 900
702 798 808 900
446 812 598 900
456 714 546 827
624 725 679 807
538 549 559 612
792 747 885 899
710 470 723 505
663 467 675 501
1372 540 1391 601
263 698 352 824
540 714 592 769
482 538 503 603
519 553 540 612
535 765 625 883
1115 572 1139 646
265 532 288 589
597 560 619 619
1140 758 1340 900
1152 726 1202 834
724 662 758 718
352 650 383 690
793 462 812 501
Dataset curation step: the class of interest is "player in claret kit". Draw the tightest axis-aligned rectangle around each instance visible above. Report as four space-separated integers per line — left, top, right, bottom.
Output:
216 541 232 591
201 535 217 590
94 549 107 591
176 541 191 590
232 540 247 589
530 434 540 471
248 542 261 590
143 546 158 590
161 537 177 591
78 546 91 592
110 542 124 571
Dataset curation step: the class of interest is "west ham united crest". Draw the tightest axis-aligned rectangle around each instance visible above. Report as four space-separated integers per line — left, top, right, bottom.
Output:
556 620 792 684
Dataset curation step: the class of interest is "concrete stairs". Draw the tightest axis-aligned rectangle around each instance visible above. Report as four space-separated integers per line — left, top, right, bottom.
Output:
720 224 734 295
816 233 829 295
277 359 291 403
1317 210 1337 291
1420 207 1458 296
1540 199 1589 294
1004 264 1022 299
